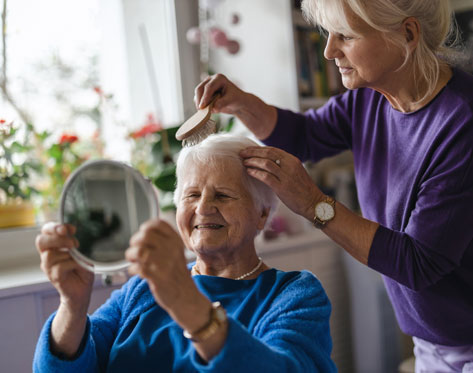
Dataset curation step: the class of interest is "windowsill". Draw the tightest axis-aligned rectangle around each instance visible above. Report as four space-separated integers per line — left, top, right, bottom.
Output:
0 224 332 297
0 225 46 295
0 225 41 268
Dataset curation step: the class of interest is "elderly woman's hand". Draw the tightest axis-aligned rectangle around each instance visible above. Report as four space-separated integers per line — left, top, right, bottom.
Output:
126 219 227 360
126 219 199 311
35 222 95 311
240 146 325 221
194 74 278 139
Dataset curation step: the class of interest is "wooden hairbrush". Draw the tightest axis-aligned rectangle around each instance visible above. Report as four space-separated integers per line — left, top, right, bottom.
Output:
175 94 220 147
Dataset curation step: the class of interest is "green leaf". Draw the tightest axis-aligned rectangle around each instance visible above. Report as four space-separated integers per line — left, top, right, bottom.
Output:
10 141 31 153
153 164 177 192
222 116 235 132
48 144 63 160
37 130 51 141
150 127 182 164
165 126 183 154
160 202 176 212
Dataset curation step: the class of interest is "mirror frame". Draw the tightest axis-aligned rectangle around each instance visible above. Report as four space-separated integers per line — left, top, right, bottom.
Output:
59 159 159 274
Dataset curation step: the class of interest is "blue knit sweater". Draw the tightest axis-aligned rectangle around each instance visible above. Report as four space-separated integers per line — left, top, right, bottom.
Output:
33 268 336 372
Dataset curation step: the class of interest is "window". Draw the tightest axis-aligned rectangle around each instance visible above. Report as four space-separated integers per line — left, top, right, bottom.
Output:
1 0 199 267
1 0 186 160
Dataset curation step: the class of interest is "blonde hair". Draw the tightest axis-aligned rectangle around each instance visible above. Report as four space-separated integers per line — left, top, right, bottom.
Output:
173 133 279 229
302 0 461 103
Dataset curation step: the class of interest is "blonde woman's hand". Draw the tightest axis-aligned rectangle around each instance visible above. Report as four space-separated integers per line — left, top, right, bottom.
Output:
35 222 94 312
194 74 277 139
240 146 325 221
194 73 247 115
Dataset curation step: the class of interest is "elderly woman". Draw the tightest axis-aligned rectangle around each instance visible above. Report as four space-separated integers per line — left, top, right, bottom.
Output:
33 134 336 372
194 0 473 371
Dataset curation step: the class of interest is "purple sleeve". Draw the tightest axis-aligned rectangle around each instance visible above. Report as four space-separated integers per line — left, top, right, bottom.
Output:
368 127 473 290
262 94 353 162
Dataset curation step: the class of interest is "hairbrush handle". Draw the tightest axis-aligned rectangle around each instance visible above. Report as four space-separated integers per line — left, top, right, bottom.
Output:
176 93 220 141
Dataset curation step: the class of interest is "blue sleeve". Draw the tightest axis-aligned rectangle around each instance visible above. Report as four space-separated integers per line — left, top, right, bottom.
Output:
190 273 336 373
32 278 140 372
262 93 353 163
33 313 99 373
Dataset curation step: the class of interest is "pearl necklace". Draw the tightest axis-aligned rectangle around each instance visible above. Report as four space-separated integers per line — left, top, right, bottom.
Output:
191 257 264 280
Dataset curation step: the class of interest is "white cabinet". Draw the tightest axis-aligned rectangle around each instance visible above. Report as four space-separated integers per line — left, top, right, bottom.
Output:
0 278 121 373
0 294 39 373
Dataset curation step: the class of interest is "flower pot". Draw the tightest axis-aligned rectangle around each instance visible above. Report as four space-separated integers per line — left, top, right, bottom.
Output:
0 201 36 229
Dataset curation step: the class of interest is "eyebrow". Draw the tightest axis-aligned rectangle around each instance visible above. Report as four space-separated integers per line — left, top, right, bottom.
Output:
182 186 239 194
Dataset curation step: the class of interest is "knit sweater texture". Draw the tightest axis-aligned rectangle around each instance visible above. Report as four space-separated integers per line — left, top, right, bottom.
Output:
33 268 336 372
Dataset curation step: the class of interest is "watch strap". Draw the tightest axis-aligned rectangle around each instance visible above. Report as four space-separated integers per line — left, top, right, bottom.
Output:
183 301 226 342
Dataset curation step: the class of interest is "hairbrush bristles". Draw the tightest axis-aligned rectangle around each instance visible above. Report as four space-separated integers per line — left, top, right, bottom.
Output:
176 93 221 147
181 119 217 147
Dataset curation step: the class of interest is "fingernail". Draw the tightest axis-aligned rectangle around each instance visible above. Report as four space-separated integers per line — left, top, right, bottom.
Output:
56 225 67 235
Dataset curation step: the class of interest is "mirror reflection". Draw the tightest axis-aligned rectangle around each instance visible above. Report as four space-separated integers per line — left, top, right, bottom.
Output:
61 161 158 272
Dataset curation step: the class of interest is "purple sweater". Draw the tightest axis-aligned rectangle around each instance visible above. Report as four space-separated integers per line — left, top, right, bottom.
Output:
264 67 473 346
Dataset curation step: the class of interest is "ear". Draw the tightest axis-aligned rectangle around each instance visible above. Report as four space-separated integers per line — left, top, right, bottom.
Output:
402 17 420 52
256 207 271 231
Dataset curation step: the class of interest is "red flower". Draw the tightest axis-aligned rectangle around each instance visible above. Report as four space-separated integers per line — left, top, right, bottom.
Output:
93 86 103 95
0 119 12 133
59 133 79 145
130 113 163 139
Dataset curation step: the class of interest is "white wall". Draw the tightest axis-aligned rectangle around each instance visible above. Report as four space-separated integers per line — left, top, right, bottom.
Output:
209 0 299 112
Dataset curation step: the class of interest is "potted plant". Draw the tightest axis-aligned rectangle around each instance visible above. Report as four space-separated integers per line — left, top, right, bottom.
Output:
0 120 42 228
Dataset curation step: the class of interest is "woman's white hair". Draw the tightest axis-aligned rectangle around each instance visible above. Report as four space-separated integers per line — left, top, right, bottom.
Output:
302 0 462 103
173 133 279 229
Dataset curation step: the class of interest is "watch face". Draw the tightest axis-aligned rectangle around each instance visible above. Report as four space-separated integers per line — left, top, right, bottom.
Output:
315 202 335 221
215 307 227 322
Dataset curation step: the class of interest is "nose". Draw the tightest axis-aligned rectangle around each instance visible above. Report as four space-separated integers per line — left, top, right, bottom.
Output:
195 195 217 215
324 33 343 60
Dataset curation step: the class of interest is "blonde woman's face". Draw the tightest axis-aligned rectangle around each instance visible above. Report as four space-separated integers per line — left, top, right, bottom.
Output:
176 158 267 256
323 9 406 91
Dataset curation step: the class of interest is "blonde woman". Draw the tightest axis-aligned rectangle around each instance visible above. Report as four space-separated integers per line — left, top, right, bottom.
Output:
195 1 473 371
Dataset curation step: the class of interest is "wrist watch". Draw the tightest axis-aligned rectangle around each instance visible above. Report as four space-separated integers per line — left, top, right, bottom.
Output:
313 196 336 229
183 301 227 342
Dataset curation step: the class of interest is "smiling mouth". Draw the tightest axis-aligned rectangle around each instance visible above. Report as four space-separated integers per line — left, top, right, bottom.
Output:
338 67 353 74
194 224 224 229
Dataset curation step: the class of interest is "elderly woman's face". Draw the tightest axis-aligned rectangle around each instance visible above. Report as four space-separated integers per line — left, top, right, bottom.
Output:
176 158 267 255
323 9 405 91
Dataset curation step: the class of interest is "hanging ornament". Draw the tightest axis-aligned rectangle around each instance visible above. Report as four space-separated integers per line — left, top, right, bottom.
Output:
186 27 201 45
230 13 240 25
210 27 229 47
226 40 240 55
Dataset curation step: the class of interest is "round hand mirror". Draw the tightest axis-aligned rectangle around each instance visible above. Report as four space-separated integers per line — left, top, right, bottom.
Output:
59 160 159 274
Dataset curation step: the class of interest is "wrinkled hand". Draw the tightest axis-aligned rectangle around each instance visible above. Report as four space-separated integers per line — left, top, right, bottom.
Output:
35 222 94 310
126 219 197 311
240 146 325 221
194 73 248 115
194 73 277 139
